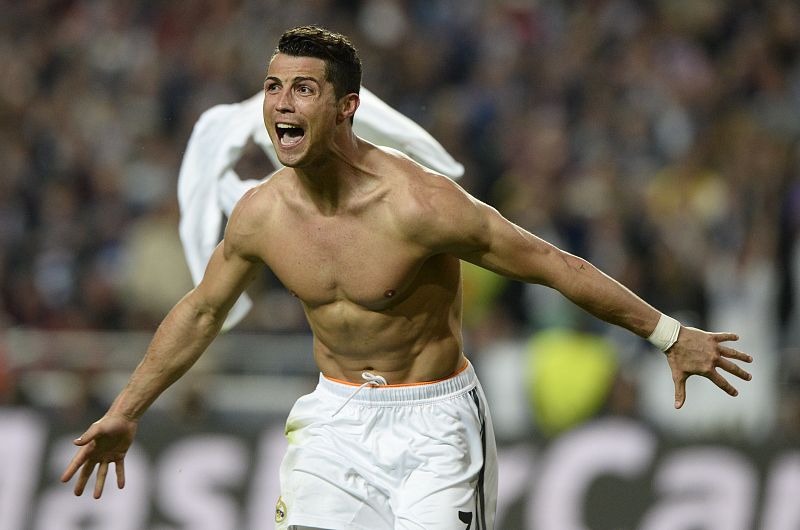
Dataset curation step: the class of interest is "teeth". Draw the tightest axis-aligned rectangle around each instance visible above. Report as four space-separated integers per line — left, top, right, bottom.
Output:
276 122 304 147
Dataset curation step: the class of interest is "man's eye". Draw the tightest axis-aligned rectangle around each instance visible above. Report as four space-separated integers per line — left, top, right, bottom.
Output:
266 84 280 93
297 85 313 94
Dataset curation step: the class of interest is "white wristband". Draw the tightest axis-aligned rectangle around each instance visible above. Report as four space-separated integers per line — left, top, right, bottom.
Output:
647 313 681 352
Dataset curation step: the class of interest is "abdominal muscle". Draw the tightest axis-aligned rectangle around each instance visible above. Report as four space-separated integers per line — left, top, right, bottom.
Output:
307 303 465 384
300 258 466 385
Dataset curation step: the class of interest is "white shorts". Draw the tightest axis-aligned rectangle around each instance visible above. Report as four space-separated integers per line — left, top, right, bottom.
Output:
275 361 497 530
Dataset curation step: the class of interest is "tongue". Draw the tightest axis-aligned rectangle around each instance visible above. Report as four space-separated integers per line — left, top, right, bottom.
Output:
281 128 304 146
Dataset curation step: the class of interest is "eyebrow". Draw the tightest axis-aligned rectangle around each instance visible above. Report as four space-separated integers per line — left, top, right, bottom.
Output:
264 75 322 86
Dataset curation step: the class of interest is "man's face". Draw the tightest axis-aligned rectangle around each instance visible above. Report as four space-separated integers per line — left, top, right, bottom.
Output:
263 53 340 168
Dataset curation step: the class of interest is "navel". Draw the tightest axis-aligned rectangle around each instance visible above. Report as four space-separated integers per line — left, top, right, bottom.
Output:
384 289 396 298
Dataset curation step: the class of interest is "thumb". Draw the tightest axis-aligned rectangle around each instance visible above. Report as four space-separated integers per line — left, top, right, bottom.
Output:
673 374 686 409
73 421 101 446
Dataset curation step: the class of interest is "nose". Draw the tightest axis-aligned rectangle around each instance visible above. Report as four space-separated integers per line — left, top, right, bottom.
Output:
275 88 294 113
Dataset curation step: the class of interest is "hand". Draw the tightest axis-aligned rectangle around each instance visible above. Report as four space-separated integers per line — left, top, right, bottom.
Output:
60 414 138 498
665 327 753 409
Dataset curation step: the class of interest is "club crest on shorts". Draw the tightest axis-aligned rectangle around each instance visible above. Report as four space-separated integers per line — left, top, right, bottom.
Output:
275 496 287 523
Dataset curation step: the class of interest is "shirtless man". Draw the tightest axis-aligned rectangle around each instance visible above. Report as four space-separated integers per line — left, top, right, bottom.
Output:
61 26 753 529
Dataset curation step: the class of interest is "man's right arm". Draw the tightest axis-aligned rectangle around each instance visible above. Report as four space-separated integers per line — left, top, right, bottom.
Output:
107 240 261 420
61 207 262 497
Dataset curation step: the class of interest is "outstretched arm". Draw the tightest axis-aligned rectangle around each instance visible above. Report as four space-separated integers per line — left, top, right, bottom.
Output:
496 242 753 408
412 175 752 408
60 231 261 498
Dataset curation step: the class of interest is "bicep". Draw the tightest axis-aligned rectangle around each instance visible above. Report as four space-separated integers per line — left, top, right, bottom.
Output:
192 239 260 316
452 200 573 286
409 174 574 286
191 183 267 314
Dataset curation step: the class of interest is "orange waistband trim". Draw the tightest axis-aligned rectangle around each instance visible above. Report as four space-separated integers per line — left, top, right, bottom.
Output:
324 359 470 388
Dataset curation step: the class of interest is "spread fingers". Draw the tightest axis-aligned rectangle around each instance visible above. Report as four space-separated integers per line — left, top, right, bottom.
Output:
712 332 739 343
718 357 752 381
115 459 126 489
709 370 738 397
94 461 109 499
74 460 96 496
720 346 752 363
61 450 88 484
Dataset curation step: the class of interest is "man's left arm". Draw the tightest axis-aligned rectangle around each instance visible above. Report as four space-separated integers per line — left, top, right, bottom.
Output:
421 179 753 408
480 229 752 409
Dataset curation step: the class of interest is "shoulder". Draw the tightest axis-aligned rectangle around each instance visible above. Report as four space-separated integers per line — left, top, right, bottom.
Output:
228 171 283 227
223 169 291 259
373 147 490 253
370 145 468 206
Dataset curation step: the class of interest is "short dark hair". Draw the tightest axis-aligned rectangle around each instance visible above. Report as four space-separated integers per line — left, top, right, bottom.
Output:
274 25 362 99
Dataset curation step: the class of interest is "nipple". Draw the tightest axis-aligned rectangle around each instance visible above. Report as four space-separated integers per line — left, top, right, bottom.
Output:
384 289 396 298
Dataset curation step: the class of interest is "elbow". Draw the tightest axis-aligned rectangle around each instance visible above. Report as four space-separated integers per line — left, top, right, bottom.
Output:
183 290 227 338
197 309 224 339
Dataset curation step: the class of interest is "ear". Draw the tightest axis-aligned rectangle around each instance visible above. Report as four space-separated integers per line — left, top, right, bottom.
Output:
337 93 360 124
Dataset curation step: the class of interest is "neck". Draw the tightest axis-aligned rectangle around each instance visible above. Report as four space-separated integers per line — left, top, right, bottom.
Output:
294 133 374 214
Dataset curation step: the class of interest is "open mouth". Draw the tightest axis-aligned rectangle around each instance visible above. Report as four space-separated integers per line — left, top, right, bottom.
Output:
276 123 305 148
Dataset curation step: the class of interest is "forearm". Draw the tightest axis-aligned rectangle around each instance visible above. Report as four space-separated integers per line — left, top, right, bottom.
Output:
544 251 661 338
107 291 225 421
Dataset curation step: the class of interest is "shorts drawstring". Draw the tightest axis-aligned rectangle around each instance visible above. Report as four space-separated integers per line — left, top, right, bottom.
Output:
331 372 388 417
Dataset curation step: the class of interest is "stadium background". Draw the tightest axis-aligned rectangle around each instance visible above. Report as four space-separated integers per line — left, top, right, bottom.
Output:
1 0 798 528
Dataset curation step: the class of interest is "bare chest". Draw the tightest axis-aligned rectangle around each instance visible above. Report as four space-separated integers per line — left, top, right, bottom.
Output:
260 215 425 309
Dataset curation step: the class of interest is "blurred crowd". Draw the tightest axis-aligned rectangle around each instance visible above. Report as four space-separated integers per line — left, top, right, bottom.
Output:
1 0 799 437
